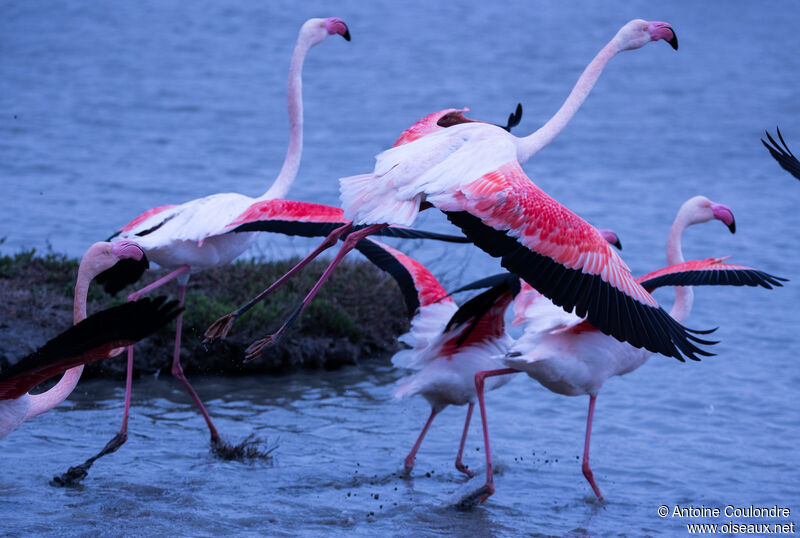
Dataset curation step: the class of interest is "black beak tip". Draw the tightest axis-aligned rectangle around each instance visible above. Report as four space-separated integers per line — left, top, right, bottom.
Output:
613 239 622 251
342 28 351 41
728 221 736 234
668 32 678 51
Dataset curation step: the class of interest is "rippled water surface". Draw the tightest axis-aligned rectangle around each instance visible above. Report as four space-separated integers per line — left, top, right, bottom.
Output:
2 0 799 535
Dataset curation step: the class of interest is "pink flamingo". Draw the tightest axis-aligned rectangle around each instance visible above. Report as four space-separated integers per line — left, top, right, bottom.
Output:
377 249 518 477
99 17 351 459
236 19 695 362
762 128 800 180
388 229 621 477
203 105 523 343
0 241 178 443
472 196 786 503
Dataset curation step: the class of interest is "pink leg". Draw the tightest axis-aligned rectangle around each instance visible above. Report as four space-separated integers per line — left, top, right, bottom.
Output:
474 368 520 502
128 264 220 440
404 408 437 474
170 284 220 441
128 265 191 302
96 345 135 452
582 394 604 501
50 265 192 486
121 346 134 433
455 402 475 477
114 264 192 443
205 223 354 341
246 224 388 359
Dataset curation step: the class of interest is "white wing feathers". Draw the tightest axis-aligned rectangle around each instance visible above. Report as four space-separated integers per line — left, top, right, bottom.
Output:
390 301 459 371
118 193 255 248
341 123 516 226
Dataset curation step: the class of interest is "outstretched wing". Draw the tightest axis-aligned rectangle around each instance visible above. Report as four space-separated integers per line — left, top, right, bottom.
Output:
0 297 181 400
353 238 452 317
637 258 788 291
107 204 177 241
224 198 469 243
433 160 713 362
442 274 520 350
356 239 460 371
223 199 351 237
762 128 800 180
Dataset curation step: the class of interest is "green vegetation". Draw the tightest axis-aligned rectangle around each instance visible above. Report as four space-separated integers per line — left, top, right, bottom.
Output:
0 250 409 377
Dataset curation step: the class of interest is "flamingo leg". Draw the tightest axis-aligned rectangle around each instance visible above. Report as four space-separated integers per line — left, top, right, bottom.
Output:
246 223 388 359
169 284 221 442
127 264 191 302
472 368 520 503
204 223 354 341
582 394 604 501
455 402 475 477
127 264 221 441
403 408 437 474
113 264 193 444
50 264 193 486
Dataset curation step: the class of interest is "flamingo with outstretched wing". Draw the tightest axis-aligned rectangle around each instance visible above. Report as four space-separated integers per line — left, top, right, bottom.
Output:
470 196 784 504
237 20 700 364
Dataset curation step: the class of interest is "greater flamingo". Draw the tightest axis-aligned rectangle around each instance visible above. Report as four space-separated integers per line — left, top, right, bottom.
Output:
100 17 351 460
235 19 698 362
385 258 517 477
389 229 622 477
203 105 525 346
471 196 785 503
0 241 178 444
762 128 800 180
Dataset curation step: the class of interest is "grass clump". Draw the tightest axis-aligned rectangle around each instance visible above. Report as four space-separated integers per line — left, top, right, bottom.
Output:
0 250 410 378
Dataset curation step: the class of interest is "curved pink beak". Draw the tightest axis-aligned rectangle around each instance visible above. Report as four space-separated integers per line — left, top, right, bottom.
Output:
111 241 145 260
324 18 350 41
710 203 736 233
649 21 678 50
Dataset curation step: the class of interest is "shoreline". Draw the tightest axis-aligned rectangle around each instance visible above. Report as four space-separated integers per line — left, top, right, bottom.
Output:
0 250 409 379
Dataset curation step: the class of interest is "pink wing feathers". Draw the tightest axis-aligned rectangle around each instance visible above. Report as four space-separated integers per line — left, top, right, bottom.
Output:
222 199 350 238
360 239 459 371
224 198 470 245
353 238 453 317
108 204 176 240
636 258 787 291
226 199 347 229
438 285 516 357
434 161 712 361
393 105 523 147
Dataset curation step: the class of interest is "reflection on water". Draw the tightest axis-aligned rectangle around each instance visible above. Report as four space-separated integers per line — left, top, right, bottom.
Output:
2 0 799 534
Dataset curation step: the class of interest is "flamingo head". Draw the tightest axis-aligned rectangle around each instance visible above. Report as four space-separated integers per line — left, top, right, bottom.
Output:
301 17 350 46
597 229 622 250
84 241 150 295
614 19 678 52
681 196 736 234
324 18 351 41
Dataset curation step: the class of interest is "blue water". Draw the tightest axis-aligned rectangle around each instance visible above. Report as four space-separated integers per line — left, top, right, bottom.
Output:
2 0 799 535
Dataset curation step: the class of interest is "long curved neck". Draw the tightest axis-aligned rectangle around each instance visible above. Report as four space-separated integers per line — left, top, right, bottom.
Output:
259 36 314 201
517 41 619 163
24 264 92 419
666 210 694 324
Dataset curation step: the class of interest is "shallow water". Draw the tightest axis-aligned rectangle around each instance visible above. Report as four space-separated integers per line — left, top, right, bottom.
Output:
2 0 800 535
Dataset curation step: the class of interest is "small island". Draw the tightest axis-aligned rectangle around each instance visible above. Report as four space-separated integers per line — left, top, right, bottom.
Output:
0 250 410 378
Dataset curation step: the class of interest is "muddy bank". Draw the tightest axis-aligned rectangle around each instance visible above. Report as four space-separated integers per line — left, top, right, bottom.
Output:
0 250 409 378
